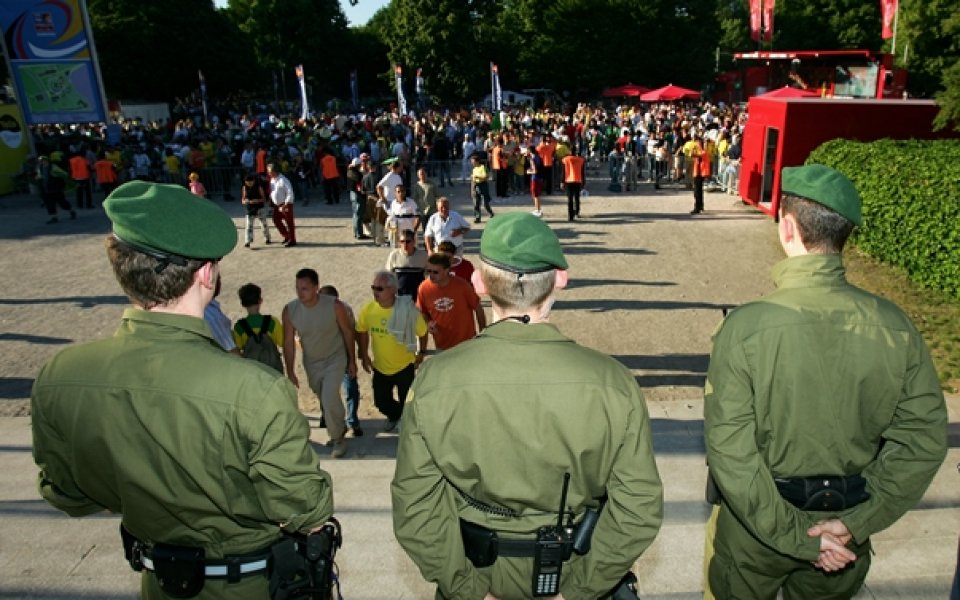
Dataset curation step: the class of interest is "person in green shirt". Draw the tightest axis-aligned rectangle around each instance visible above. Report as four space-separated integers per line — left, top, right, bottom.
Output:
392 212 663 599
31 181 336 600
704 164 948 599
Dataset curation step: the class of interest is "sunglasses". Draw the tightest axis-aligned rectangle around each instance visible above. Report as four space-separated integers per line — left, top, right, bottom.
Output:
400 239 414 243
371 285 386 292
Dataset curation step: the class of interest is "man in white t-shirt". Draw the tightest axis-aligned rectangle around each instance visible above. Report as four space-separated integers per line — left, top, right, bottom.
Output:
424 197 471 256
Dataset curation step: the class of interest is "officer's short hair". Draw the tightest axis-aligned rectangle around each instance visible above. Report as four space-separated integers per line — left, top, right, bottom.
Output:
105 235 204 309
780 194 854 254
479 261 555 312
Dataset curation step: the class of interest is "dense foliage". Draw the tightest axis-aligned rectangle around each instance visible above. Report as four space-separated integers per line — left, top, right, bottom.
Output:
79 0 959 123
807 139 960 300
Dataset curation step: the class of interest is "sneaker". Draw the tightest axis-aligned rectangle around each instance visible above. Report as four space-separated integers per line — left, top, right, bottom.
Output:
285 241 297 247
474 217 481 224
350 426 364 438
384 419 399 433
331 440 347 458
244 242 251 248
532 210 543 218
265 239 272 245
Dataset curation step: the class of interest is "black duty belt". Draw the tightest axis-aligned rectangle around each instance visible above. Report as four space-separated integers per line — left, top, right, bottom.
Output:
140 549 271 579
395 214 417 218
774 473 869 512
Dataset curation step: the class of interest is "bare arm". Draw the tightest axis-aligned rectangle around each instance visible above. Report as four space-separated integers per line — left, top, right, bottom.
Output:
357 331 372 374
474 304 487 332
281 306 299 387
334 300 358 378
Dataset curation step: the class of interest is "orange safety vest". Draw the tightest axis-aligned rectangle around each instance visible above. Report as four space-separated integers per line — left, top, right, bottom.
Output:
562 155 585 184
321 154 339 179
69 156 90 180
695 143 712 177
95 159 118 183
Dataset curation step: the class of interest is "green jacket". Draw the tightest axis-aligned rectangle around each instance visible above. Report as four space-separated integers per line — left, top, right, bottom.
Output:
704 254 947 561
392 321 663 600
32 309 334 557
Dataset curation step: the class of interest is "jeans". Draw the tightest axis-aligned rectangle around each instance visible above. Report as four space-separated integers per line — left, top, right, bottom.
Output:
350 191 364 237
342 373 360 428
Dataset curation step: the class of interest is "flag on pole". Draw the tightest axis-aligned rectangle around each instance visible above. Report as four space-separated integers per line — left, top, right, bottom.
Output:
750 0 774 43
350 70 359 109
395 65 407 116
749 0 762 42
295 65 310 120
198 70 208 122
762 0 775 42
880 0 897 40
491 63 502 111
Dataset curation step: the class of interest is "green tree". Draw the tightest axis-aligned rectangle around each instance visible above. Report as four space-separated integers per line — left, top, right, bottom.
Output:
932 7 960 130
378 0 489 104
89 0 252 100
225 0 352 100
895 0 960 99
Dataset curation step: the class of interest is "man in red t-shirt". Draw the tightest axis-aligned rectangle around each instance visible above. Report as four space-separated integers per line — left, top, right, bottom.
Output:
416 253 486 351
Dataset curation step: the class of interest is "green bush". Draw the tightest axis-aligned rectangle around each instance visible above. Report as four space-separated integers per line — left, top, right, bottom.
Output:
807 139 960 300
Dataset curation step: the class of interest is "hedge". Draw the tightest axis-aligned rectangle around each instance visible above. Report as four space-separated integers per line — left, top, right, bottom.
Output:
806 139 960 301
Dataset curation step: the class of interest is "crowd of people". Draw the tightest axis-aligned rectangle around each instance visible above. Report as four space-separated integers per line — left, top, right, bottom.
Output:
23 93 955 600
22 97 749 227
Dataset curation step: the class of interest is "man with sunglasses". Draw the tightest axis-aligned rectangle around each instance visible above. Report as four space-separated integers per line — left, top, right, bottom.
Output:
356 271 428 433
31 181 336 599
385 229 428 297
416 253 486 352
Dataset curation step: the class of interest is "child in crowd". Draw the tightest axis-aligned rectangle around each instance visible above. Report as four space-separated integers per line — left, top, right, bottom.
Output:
232 283 284 372
188 172 207 198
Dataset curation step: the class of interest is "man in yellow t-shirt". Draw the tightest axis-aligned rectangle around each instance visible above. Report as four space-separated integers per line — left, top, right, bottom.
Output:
356 270 428 432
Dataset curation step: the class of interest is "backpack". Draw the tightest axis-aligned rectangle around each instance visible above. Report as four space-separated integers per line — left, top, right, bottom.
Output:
237 315 283 372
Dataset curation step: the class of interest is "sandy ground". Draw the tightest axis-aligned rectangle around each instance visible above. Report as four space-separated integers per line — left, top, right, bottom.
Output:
0 176 777 417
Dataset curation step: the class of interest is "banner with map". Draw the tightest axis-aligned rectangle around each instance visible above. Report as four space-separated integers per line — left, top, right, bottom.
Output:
0 0 108 124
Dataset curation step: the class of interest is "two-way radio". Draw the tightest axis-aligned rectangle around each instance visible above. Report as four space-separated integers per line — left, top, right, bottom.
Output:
532 473 571 597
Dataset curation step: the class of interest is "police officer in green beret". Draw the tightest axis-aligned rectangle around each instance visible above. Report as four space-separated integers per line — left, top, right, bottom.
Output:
704 164 948 598
391 212 663 599
31 181 336 599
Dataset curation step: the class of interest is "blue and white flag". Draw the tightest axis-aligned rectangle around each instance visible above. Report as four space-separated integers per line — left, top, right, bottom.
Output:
491 63 502 111
350 70 359 109
395 65 407 115
295 64 309 120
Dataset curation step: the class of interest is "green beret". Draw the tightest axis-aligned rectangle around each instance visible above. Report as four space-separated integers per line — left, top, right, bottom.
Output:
480 212 568 274
781 164 862 226
104 181 238 262
381 156 399 166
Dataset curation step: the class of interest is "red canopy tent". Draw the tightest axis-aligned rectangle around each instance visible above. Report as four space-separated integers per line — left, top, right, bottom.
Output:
639 84 701 102
601 83 651 98
759 85 821 98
